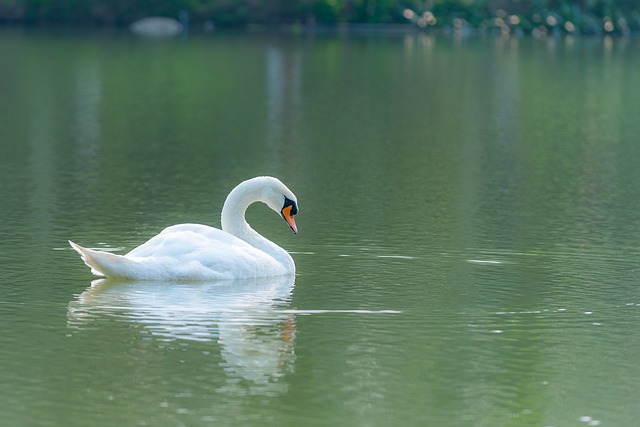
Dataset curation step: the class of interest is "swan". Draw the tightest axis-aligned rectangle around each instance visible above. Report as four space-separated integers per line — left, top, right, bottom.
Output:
69 176 299 280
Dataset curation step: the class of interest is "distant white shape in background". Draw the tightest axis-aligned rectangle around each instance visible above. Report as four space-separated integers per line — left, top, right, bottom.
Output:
130 17 183 37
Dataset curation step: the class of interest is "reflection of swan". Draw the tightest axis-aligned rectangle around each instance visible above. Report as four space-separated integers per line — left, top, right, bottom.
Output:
69 176 299 280
68 275 296 387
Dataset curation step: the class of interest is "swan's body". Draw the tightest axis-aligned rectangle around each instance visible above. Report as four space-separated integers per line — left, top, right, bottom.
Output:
69 176 299 281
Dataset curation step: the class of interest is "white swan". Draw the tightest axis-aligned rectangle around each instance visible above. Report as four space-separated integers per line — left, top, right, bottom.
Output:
69 176 299 280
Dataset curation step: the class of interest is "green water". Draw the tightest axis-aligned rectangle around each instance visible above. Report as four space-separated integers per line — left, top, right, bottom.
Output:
1 29 640 426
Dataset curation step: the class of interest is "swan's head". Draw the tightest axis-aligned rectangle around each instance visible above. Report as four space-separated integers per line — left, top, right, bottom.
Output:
280 196 298 234
262 177 299 234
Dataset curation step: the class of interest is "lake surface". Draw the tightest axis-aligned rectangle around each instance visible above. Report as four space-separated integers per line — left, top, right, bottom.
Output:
1 28 640 426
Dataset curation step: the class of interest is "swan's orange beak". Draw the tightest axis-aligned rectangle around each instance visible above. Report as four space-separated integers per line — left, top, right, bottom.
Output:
281 205 298 234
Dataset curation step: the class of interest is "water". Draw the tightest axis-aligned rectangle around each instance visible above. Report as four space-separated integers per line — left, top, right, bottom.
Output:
2 28 640 426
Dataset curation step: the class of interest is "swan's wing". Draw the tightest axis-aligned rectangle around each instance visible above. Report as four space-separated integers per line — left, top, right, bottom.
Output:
125 224 274 272
125 224 244 258
162 223 232 241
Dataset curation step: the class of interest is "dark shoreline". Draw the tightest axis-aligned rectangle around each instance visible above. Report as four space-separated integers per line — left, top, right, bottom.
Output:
1 1 639 37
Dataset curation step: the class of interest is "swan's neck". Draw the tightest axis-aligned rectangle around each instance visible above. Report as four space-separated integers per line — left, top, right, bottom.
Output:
220 179 294 272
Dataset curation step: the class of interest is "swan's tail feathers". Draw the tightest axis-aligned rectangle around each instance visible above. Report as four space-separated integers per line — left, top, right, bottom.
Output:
69 240 134 278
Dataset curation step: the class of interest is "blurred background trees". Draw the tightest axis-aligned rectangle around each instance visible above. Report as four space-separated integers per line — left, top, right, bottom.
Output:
0 0 638 35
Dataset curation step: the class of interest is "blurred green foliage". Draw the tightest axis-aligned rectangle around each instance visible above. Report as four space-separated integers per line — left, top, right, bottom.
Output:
0 0 638 34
